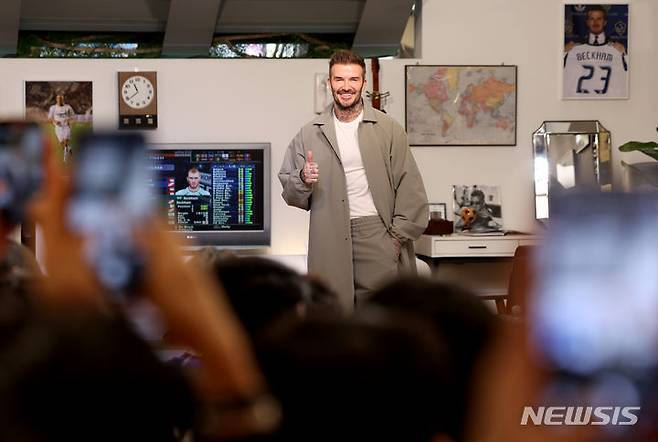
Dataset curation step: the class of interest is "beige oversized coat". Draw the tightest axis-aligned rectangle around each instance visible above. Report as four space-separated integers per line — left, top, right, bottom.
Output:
279 103 428 310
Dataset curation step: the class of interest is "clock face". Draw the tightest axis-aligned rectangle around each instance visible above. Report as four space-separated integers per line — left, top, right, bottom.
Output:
121 75 154 109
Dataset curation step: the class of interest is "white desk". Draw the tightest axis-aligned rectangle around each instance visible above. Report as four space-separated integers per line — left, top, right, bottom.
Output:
415 233 541 311
415 233 541 260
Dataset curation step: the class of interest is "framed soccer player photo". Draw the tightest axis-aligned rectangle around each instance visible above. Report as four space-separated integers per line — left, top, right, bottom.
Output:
452 184 503 234
563 3 629 100
405 65 517 146
25 81 93 163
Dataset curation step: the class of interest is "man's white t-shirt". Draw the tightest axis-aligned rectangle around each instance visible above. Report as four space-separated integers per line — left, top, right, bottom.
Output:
563 43 628 98
333 111 378 219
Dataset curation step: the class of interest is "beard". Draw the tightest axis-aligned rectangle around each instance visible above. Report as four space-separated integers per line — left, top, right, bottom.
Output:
331 85 364 112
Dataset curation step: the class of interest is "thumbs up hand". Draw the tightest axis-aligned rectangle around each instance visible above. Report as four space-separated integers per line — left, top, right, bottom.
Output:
301 150 319 184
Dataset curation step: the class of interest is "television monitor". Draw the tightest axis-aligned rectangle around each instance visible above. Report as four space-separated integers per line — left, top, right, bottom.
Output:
147 143 270 247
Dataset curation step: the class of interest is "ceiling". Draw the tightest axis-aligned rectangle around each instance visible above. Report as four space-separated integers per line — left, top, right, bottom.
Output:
1 0 415 57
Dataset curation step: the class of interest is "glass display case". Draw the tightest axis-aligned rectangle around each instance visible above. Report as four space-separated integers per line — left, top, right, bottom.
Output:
532 120 612 223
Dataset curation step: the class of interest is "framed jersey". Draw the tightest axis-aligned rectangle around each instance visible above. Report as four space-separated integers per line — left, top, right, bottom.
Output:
563 3 629 100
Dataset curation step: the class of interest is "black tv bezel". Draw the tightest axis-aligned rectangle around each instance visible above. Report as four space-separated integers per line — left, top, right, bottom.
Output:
148 142 271 248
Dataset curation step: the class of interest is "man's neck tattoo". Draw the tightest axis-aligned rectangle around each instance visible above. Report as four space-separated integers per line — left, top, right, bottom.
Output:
334 100 364 123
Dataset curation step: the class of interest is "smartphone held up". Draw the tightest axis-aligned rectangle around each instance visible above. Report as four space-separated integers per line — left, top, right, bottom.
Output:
67 132 154 294
530 192 658 437
0 121 46 226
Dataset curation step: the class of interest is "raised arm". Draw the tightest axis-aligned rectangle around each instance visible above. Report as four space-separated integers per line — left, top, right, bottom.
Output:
30 150 276 437
278 130 316 210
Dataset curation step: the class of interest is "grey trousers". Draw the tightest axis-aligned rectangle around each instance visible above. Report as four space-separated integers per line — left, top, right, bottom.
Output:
350 215 400 305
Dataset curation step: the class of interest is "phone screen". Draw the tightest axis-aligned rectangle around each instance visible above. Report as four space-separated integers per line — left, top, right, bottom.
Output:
0 122 45 224
529 192 658 434
532 192 658 377
68 133 152 293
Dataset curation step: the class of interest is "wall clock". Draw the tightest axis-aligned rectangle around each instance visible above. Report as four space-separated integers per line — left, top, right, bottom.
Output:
118 71 158 129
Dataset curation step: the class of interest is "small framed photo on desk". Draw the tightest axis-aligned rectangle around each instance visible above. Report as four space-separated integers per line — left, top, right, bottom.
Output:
428 203 447 221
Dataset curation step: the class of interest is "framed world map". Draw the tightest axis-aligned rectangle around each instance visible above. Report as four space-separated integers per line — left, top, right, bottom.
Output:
405 65 517 146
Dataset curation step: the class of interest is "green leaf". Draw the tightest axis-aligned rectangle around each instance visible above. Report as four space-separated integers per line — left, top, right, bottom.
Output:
618 141 658 161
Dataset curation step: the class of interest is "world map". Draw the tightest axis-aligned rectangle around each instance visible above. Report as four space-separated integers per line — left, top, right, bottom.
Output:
406 66 516 145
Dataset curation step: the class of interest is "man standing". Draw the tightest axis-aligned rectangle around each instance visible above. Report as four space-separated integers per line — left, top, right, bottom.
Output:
279 50 428 310
175 167 210 196
48 94 75 162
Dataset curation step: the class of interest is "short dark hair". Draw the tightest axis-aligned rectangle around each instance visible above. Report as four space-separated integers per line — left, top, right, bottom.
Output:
368 277 496 441
0 310 196 441
258 309 450 441
205 256 314 338
586 5 607 20
329 50 366 77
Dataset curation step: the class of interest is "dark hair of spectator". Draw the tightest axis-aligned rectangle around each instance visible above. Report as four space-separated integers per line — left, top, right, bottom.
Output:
368 277 496 441
205 256 339 339
0 309 196 442
257 309 451 441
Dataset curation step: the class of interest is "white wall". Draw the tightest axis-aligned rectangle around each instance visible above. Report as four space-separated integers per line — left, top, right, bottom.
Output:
380 0 658 235
1 0 656 256
0 58 328 255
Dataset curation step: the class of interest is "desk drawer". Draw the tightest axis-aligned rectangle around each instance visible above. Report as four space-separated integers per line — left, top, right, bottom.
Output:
432 238 518 257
